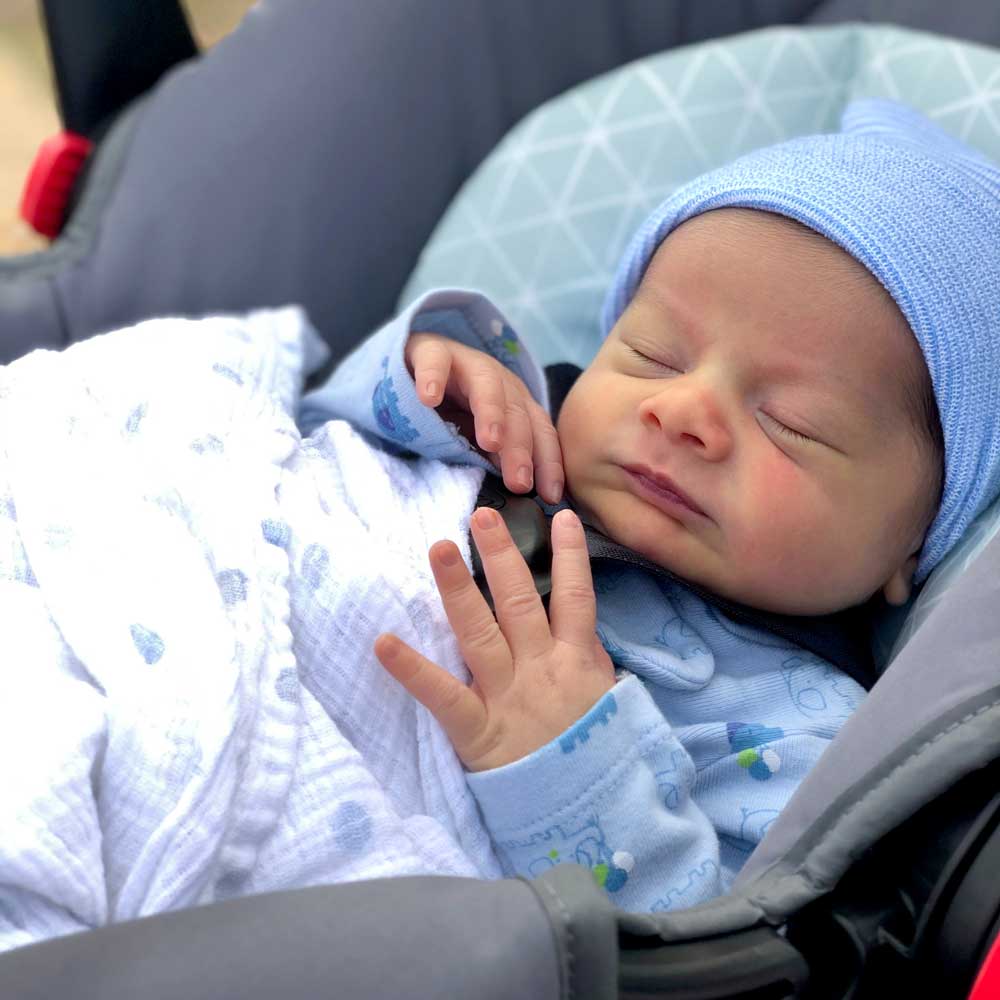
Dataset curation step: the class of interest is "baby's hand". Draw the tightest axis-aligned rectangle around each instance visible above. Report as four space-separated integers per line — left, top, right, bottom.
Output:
405 332 564 503
374 506 615 772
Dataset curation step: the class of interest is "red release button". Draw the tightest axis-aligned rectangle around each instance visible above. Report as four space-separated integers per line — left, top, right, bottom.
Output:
969 931 1000 1000
19 131 94 239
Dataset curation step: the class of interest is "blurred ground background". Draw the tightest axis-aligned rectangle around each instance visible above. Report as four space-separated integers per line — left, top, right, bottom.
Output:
0 0 253 254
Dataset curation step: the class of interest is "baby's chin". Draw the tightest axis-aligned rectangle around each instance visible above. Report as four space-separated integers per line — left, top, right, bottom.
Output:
566 483 704 580
567 481 864 616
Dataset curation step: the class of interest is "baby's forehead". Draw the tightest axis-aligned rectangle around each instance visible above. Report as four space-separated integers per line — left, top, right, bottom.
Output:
616 212 935 435
643 211 916 359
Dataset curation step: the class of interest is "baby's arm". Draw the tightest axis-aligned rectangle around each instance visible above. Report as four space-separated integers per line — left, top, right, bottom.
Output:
468 674 724 913
296 290 562 501
373 497 725 912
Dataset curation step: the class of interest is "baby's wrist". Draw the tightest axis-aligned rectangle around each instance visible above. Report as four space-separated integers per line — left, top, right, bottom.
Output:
464 677 618 774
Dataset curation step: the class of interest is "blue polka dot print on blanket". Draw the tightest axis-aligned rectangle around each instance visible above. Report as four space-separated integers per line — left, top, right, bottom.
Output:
130 623 165 665
333 801 374 855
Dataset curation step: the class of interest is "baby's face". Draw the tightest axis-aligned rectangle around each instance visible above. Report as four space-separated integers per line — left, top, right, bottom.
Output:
557 208 939 615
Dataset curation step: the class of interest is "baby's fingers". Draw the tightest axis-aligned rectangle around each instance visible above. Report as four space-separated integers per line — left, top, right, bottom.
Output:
410 335 454 408
494 390 535 493
465 369 508 455
526 399 564 503
547 509 598 649
374 633 486 752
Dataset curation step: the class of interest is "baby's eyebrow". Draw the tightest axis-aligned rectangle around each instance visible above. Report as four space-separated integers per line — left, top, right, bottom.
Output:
778 377 885 448
811 367 886 415
633 282 705 343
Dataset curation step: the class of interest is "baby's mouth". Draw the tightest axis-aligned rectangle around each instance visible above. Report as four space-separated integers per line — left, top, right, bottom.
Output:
621 464 709 519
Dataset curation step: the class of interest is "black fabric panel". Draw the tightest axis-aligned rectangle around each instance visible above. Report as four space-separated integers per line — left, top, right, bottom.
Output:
806 0 1000 45
40 0 197 137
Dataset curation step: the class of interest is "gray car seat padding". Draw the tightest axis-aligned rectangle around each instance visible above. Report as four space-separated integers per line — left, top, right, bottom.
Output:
0 99 145 362
57 0 834 363
0 875 580 1000
607 525 1000 943
3 0 999 371
809 0 1000 40
0 0 837 369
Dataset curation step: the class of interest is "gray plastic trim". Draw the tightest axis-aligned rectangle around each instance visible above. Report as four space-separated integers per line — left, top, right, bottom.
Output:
528 865 621 999
741 692 1000 920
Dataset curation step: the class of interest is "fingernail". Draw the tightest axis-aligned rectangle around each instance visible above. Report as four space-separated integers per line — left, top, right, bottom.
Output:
474 507 500 529
489 422 502 445
438 544 459 566
517 466 532 490
550 479 563 502
426 380 439 399
556 508 580 535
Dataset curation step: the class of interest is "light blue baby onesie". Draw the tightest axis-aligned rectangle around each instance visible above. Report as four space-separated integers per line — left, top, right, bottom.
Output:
298 289 866 913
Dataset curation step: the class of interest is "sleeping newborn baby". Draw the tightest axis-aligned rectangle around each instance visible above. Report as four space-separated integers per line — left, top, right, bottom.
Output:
296 96 999 905
357 206 939 904
2 99 996 951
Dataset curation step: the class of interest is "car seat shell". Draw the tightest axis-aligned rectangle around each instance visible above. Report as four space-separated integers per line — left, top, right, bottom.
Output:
3 2 1000 997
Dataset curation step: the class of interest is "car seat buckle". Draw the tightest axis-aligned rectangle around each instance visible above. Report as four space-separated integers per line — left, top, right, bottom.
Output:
19 131 94 239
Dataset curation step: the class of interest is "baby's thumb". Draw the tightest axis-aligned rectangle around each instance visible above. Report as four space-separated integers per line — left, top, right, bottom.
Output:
407 333 454 407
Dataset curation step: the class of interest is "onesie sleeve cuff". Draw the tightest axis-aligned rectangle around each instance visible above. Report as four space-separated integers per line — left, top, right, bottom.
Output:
466 673 671 837
297 289 549 467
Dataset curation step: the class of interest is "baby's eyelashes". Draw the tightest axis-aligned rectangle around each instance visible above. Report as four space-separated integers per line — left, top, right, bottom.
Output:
625 345 682 373
758 411 815 445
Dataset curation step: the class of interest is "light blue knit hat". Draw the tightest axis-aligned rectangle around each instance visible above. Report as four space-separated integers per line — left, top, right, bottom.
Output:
601 98 1000 585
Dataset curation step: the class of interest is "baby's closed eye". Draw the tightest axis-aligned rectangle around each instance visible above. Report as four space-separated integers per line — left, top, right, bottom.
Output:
757 411 816 445
624 345 683 373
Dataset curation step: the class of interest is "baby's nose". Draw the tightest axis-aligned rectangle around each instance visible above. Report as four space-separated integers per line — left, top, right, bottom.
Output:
675 423 730 459
640 385 733 461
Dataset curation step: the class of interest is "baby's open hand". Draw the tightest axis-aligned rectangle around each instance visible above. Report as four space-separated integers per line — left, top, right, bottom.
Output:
374 506 615 772
405 331 564 503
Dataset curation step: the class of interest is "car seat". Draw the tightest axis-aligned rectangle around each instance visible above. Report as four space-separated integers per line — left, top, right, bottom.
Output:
2 2 1000 998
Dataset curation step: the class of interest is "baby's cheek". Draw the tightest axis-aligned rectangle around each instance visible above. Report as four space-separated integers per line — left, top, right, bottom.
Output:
735 458 824 570
743 453 800 515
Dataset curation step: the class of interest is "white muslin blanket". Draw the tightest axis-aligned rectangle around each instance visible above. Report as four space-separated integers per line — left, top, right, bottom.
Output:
0 309 501 953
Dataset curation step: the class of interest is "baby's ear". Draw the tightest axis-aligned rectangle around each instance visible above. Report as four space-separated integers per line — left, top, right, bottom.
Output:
881 553 920 606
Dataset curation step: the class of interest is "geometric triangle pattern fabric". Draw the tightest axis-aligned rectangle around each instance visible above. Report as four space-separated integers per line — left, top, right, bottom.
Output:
402 24 1000 372
400 23 1000 668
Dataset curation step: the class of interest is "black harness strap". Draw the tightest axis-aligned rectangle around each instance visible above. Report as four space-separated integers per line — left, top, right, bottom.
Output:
40 0 197 139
